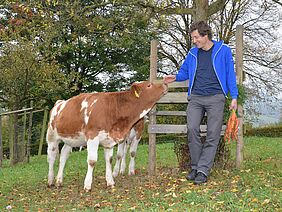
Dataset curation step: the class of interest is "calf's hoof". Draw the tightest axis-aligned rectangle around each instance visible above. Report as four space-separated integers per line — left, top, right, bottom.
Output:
128 170 135 176
84 185 92 192
108 185 115 189
47 183 55 188
112 171 118 178
56 182 63 188
84 188 91 192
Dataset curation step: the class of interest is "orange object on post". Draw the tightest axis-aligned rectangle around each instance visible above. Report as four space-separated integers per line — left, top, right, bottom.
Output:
224 109 239 142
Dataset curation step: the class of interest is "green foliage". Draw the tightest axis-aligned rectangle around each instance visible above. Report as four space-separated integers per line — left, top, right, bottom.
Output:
245 123 282 137
0 41 70 109
31 0 154 94
0 0 155 110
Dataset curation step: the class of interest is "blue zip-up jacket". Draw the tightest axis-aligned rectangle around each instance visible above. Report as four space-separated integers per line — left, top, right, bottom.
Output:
175 40 238 99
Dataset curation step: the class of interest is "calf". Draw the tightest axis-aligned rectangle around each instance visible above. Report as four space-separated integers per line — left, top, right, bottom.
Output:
46 81 167 191
113 118 144 177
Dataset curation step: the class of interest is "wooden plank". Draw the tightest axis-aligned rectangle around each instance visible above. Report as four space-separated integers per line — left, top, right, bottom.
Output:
0 107 33 116
169 81 188 88
158 92 188 103
155 111 187 116
148 124 187 134
154 111 208 117
148 124 226 135
153 79 188 88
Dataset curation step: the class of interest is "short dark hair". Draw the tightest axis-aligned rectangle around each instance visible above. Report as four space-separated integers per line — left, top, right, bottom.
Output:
189 21 212 40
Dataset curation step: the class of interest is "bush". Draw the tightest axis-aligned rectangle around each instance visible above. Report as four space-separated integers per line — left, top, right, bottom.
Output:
245 123 282 137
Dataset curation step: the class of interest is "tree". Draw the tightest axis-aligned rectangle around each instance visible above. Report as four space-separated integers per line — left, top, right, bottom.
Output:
139 0 281 123
27 0 155 95
0 41 70 164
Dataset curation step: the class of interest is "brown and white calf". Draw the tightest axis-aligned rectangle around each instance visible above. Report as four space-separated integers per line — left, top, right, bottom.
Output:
46 81 167 191
113 118 144 177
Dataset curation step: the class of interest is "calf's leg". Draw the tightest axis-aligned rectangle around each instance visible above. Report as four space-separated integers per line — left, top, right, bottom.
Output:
84 139 99 192
113 142 125 178
128 136 140 175
104 147 115 187
47 129 59 187
120 141 129 175
56 144 72 187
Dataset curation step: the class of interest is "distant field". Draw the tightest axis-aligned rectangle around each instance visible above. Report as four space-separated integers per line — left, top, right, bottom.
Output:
0 136 281 211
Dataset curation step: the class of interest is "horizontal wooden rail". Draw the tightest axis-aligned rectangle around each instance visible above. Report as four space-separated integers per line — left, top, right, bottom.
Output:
153 79 188 88
158 92 188 103
152 111 210 117
0 107 33 116
148 124 226 136
154 111 187 116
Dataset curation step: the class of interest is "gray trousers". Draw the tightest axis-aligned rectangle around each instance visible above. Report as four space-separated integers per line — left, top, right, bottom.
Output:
187 94 226 176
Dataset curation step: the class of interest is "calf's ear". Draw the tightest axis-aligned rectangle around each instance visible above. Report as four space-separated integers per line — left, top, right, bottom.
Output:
131 84 142 98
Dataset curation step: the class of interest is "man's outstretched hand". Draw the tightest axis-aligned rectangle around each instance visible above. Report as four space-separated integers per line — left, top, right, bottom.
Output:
163 75 176 84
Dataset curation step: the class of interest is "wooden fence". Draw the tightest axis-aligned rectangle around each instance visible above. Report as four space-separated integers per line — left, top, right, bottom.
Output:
0 102 48 167
147 26 244 175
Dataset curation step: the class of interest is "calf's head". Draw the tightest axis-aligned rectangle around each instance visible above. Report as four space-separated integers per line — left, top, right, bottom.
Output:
130 81 168 102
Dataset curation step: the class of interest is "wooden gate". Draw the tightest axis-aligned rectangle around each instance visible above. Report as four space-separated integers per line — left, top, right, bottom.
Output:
147 25 244 175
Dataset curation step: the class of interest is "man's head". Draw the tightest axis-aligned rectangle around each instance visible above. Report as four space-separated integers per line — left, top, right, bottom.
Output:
190 21 213 50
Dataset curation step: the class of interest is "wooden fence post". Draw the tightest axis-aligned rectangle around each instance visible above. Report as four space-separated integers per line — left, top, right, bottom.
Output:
26 101 33 163
0 116 3 167
148 40 158 175
9 114 15 166
235 25 244 168
38 107 48 156
21 111 27 161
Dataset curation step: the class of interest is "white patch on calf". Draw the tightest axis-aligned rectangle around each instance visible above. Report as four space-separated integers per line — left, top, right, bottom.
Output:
57 100 68 116
90 99 97 107
139 108 151 119
81 99 90 125
97 130 117 149
55 130 87 148
49 100 66 130
81 99 89 111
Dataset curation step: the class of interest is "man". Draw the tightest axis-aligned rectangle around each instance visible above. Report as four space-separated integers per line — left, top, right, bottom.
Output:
163 21 238 185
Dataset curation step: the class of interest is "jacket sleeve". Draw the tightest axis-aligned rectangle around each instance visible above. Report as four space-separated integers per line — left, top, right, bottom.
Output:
226 47 239 99
175 54 190 82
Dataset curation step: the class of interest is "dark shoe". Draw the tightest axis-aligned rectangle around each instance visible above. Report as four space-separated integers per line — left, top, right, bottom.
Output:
186 169 197 181
194 172 207 185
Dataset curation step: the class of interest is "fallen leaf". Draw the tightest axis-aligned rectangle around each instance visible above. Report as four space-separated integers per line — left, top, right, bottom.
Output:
251 198 258 203
262 199 270 205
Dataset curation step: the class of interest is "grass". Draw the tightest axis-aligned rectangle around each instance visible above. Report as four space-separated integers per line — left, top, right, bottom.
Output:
0 136 281 211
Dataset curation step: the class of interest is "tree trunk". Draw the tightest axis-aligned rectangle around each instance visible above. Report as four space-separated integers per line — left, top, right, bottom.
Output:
193 0 209 22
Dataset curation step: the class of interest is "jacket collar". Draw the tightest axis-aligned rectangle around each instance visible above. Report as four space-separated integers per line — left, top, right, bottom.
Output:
189 40 224 56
